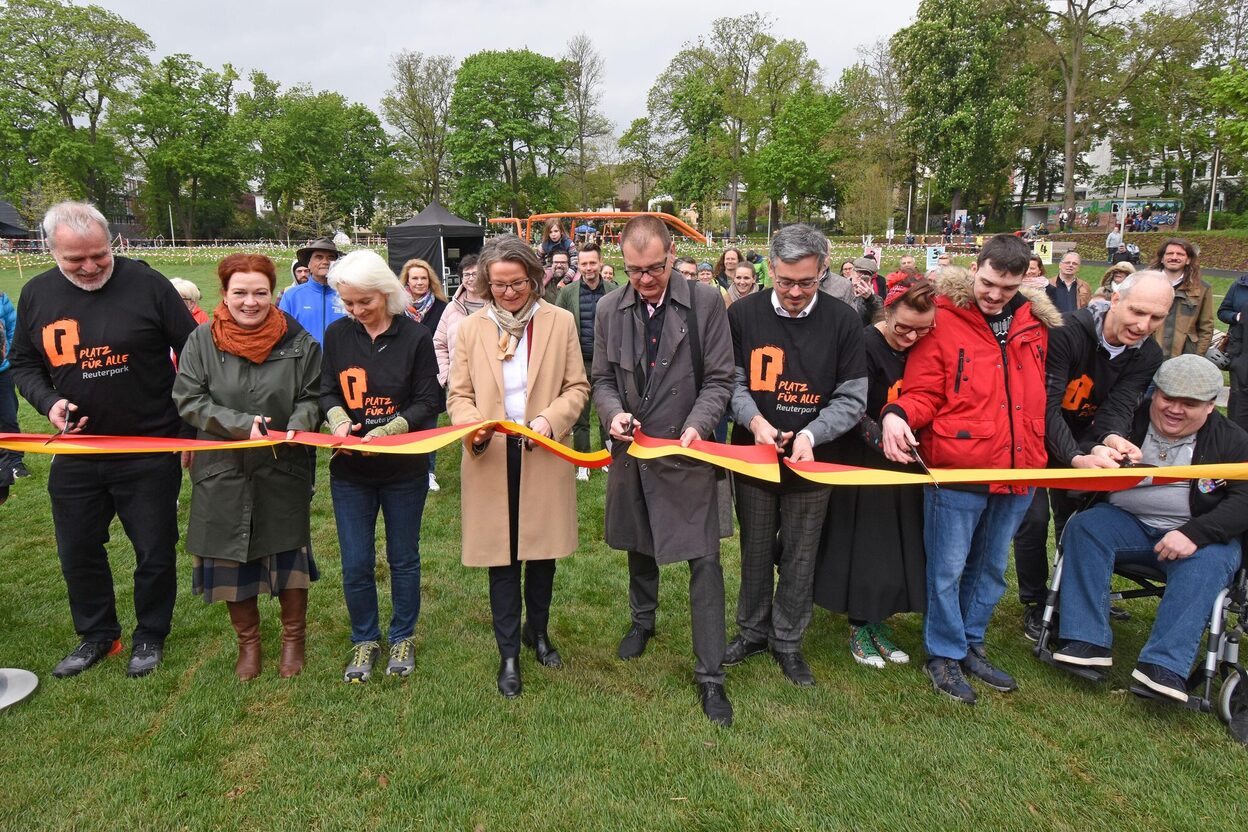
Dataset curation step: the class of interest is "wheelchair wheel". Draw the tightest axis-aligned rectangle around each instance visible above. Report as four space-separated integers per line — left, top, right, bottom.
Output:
1218 671 1246 725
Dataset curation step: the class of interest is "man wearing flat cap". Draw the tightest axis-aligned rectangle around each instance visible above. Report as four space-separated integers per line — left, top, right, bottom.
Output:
1052 354 1248 702
278 238 344 343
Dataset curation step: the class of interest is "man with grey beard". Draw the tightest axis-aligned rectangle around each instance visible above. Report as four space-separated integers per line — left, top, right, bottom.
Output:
9 201 196 680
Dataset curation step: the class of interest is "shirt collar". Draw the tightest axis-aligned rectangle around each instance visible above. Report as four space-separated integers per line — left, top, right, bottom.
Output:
771 289 817 318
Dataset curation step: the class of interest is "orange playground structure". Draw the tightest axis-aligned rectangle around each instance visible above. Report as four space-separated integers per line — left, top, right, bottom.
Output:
488 212 706 245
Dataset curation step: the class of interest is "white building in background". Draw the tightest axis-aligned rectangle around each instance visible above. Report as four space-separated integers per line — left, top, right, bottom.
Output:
1018 140 1240 231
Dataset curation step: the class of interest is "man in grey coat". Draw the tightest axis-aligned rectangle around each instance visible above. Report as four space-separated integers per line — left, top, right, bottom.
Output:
592 214 735 726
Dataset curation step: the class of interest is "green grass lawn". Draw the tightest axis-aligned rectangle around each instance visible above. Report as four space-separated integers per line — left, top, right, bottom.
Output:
0 258 1244 829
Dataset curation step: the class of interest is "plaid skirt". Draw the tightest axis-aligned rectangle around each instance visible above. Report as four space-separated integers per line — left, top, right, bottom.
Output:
192 547 319 604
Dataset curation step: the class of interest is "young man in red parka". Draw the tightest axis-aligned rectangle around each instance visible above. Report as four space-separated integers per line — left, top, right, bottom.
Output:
881 234 1062 704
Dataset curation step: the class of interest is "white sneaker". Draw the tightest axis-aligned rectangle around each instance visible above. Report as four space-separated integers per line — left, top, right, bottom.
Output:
428 473 440 492
576 467 590 481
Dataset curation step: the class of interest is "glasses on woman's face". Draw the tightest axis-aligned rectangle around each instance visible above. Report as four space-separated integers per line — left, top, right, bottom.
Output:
181 297 195 307
489 279 529 295
891 321 934 338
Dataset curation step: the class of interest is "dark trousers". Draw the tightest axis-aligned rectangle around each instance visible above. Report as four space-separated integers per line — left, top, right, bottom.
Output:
571 354 602 454
1229 361 1248 433
48 453 182 644
488 438 555 658
627 547 726 684
1013 486 1079 604
734 480 829 651
0 369 22 479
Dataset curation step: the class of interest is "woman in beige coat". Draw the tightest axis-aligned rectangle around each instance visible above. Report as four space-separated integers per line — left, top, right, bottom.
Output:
447 235 589 698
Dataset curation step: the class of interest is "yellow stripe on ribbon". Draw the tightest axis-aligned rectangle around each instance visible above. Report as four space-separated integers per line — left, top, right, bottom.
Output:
626 430 780 482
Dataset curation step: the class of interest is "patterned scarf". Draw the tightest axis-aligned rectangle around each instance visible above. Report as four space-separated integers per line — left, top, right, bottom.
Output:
210 302 288 364
489 297 540 360
409 291 435 322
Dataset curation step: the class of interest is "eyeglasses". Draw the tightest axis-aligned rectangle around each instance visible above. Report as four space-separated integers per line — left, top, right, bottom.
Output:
891 321 935 338
774 278 819 291
676 268 697 278
462 270 477 279
489 279 530 294
623 255 670 279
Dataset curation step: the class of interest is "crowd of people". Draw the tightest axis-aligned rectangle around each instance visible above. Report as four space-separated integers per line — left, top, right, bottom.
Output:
5 202 1247 728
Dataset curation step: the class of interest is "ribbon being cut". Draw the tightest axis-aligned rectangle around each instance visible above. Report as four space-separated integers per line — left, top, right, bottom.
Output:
4 425 1248 489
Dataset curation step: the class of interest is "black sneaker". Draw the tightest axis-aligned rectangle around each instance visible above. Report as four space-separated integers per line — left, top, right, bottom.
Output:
617 624 654 660
698 681 733 727
1053 640 1112 668
126 642 163 678
1131 662 1188 703
1022 604 1046 642
53 639 119 678
961 644 1017 692
11 462 29 479
723 633 768 667
924 657 976 705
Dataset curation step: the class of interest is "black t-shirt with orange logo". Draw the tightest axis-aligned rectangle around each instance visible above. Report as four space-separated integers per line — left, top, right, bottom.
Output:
728 291 867 490
10 257 197 439
319 314 442 485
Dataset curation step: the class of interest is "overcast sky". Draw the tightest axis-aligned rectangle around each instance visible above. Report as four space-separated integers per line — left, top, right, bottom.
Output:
94 0 920 132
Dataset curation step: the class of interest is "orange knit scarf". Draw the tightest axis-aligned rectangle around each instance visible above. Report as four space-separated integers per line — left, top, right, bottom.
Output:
210 302 288 364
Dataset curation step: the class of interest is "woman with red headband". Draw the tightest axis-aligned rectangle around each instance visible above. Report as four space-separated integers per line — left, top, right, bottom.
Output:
814 276 937 669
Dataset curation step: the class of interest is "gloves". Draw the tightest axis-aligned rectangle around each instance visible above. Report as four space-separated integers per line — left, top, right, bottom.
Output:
325 406 352 435
364 415 409 439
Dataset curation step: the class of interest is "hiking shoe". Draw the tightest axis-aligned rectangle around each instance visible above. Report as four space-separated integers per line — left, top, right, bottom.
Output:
850 624 885 668
961 644 1017 692
126 642 163 678
427 473 440 492
12 462 29 479
385 637 416 677
344 641 381 683
576 467 590 482
868 622 910 664
924 657 976 705
53 639 120 678
723 633 768 666
1132 662 1189 702
1053 640 1112 668
1022 603 1045 642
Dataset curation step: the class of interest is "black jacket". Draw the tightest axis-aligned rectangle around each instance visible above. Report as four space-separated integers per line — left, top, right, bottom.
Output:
1045 306 1161 465
1086 406 1248 548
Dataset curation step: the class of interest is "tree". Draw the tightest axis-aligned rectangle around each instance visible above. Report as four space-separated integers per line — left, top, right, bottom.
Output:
236 73 388 241
446 49 574 218
648 42 725 224
0 0 151 210
617 118 668 208
892 0 1029 215
1212 63 1248 158
564 34 611 209
380 51 457 206
110 55 244 239
755 84 842 222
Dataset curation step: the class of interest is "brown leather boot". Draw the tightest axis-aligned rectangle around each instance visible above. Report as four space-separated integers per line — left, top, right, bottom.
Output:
225 597 261 680
277 588 308 678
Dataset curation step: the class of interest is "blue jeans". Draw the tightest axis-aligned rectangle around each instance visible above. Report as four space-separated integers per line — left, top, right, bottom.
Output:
1058 503 1241 677
924 486 1033 660
331 473 430 643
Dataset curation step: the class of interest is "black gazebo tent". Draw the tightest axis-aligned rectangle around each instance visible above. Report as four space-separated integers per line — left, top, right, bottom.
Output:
0 201 30 238
386 202 485 288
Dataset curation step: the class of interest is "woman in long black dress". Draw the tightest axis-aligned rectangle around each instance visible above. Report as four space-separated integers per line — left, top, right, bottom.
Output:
813 277 937 668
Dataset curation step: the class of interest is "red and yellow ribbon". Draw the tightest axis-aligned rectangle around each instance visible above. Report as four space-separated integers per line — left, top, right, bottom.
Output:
0 421 613 468
626 430 780 482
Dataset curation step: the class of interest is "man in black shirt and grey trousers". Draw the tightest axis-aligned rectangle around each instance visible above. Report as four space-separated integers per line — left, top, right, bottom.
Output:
10 202 197 679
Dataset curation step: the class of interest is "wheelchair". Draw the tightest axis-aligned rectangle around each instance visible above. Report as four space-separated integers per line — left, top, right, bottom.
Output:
1033 515 1248 743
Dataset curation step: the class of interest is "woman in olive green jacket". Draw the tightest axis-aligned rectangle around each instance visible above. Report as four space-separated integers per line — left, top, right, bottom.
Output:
173 253 322 681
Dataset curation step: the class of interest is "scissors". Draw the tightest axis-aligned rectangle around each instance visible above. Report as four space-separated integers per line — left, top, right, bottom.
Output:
44 409 78 446
910 445 939 488
256 417 278 459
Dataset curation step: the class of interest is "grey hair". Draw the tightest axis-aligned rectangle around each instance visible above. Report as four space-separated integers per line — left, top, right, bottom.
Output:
43 201 109 248
328 250 409 316
168 277 200 303
1115 269 1173 301
769 224 828 267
